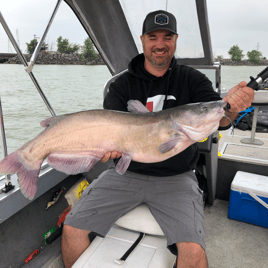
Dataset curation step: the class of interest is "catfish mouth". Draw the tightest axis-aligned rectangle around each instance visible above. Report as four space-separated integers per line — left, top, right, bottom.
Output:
210 106 226 122
215 101 227 118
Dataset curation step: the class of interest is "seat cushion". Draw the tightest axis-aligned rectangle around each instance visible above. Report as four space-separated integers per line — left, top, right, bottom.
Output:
114 204 164 236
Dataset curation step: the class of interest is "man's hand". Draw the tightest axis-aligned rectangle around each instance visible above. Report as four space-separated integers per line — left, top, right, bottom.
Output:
101 151 122 163
223 81 254 114
220 81 255 127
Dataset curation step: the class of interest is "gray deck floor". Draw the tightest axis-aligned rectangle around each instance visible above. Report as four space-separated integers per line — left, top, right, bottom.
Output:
205 200 268 268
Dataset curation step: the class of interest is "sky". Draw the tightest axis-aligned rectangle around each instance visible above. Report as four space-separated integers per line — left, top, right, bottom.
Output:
0 0 267 58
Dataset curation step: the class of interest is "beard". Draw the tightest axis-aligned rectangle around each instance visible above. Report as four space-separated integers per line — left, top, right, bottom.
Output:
149 54 172 68
143 45 175 69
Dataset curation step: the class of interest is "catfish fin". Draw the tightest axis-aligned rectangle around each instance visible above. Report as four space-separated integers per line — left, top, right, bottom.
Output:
47 152 100 175
0 150 42 200
40 116 57 128
159 137 181 154
115 153 132 175
127 100 150 114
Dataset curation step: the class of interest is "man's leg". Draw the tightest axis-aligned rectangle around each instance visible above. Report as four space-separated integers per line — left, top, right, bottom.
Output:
176 242 208 268
61 225 91 268
61 169 145 267
146 171 207 267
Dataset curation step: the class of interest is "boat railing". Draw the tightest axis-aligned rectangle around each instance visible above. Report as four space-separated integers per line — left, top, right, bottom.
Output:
0 2 63 193
26 0 62 73
0 97 13 193
0 11 56 117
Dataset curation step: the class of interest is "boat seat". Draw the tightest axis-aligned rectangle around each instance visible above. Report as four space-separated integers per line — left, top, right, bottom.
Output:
114 204 164 236
241 91 268 145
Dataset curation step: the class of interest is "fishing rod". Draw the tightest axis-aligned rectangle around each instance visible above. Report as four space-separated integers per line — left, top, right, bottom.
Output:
226 66 268 109
247 66 268 90
224 66 268 131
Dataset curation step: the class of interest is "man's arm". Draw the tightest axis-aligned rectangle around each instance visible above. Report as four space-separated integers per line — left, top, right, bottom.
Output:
220 81 255 128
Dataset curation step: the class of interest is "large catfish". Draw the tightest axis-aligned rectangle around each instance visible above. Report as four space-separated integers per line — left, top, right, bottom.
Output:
0 100 226 199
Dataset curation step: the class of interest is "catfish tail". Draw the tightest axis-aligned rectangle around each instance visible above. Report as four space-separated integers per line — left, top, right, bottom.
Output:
0 150 42 200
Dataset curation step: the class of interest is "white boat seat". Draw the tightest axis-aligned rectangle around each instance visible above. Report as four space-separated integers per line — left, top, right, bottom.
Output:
114 204 165 236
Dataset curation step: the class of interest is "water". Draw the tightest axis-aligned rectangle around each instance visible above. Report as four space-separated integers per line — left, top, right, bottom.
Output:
221 66 267 91
0 64 266 156
0 64 112 155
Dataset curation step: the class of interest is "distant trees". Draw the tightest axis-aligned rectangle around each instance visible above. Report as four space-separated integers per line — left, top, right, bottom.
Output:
226 44 266 64
215 55 223 61
228 45 244 62
57 36 80 54
55 36 98 60
25 36 99 62
247 50 263 64
81 37 97 61
26 38 48 54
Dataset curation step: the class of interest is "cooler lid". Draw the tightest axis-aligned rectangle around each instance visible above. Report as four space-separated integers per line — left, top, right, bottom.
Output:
231 171 268 198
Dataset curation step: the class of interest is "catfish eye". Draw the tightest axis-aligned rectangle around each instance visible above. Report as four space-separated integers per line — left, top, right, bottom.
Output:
202 106 208 111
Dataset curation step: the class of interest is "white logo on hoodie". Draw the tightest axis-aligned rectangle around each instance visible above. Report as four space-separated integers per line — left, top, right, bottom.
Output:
146 95 176 112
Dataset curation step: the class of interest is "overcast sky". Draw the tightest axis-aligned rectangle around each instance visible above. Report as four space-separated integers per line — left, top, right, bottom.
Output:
0 0 267 58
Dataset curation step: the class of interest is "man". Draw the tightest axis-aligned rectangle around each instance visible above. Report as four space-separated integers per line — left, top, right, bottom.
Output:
62 10 254 268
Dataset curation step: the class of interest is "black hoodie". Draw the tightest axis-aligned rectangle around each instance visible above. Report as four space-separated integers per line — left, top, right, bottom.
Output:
103 53 222 176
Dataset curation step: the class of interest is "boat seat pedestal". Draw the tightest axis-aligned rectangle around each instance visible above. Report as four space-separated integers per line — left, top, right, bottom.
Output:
240 105 265 145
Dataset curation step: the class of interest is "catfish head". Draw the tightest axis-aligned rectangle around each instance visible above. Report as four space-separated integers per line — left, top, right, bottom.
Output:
171 100 226 142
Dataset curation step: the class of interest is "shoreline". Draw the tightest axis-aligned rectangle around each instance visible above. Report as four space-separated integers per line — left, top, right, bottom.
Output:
1 52 105 65
1 53 267 66
216 58 268 66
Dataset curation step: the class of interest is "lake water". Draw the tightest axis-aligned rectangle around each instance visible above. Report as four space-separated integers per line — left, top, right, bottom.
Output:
0 64 266 156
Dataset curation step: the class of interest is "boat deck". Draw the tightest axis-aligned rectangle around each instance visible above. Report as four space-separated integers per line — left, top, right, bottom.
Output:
219 127 268 166
43 199 268 268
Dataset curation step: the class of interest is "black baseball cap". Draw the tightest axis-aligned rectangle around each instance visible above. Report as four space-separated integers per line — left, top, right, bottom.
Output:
142 10 178 35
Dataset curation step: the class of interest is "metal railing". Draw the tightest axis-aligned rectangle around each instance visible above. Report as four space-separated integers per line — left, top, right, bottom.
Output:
0 0 62 193
0 11 56 117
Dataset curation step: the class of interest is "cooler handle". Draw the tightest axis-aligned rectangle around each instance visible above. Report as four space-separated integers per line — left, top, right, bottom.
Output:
249 192 268 209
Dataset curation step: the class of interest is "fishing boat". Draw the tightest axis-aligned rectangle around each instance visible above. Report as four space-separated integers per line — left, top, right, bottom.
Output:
1 0 268 267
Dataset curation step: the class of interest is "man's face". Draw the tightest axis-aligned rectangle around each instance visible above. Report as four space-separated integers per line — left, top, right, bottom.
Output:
141 30 178 70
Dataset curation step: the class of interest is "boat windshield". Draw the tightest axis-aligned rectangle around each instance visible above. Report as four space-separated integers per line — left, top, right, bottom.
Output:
65 0 213 74
118 0 204 59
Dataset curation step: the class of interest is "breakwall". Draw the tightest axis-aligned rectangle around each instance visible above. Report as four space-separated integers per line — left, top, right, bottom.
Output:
0 53 17 63
216 58 268 66
3 53 268 66
3 52 105 65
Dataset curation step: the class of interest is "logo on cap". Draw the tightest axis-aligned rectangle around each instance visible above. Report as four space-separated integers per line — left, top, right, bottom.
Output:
155 14 169 25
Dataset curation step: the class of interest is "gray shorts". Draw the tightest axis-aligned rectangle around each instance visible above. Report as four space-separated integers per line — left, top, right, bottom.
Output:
65 168 205 250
